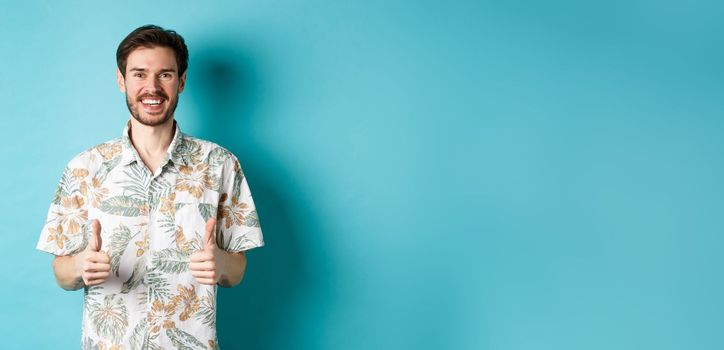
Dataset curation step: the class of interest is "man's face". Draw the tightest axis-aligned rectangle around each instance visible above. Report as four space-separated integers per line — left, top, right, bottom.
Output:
117 46 186 127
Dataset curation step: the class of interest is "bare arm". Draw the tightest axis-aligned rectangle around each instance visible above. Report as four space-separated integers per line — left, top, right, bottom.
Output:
190 218 249 287
51 220 110 291
217 251 247 288
52 255 84 291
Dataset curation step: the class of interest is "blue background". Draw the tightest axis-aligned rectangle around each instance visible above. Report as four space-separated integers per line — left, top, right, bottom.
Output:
2 1 724 349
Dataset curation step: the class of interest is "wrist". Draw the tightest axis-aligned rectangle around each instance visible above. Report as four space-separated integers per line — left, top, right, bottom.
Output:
71 252 85 279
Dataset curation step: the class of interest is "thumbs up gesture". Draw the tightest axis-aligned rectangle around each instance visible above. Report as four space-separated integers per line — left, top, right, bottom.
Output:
76 219 111 286
190 218 222 285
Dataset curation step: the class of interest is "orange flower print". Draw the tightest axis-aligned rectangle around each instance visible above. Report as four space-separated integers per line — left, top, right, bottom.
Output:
218 193 249 229
97 342 122 350
147 300 177 334
72 168 89 179
175 226 190 252
139 203 150 216
47 224 69 249
37 126 266 346
97 143 122 160
134 230 148 257
159 192 176 215
55 194 88 234
175 164 215 199
80 177 110 208
171 285 200 321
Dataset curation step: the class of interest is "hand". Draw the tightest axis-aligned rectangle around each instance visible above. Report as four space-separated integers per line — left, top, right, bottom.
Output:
76 219 110 286
190 218 221 285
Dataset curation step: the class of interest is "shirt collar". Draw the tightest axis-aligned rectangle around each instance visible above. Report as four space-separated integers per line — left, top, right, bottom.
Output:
119 120 188 167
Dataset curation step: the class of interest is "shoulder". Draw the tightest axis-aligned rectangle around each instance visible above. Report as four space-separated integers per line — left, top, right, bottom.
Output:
181 134 241 168
63 137 124 172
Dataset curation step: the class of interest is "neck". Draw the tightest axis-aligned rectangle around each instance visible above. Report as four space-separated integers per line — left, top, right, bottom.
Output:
128 117 175 159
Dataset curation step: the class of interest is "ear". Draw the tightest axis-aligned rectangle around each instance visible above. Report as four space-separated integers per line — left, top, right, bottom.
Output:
116 68 126 93
178 71 187 94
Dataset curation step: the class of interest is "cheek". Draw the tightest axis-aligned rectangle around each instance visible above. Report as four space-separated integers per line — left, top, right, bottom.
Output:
125 84 141 97
166 81 180 91
165 87 180 99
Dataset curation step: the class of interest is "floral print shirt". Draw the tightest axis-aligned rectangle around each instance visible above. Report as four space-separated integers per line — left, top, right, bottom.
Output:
36 121 264 349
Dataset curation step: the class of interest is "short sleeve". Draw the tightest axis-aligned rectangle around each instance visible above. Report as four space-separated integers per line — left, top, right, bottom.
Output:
37 161 91 256
216 154 264 253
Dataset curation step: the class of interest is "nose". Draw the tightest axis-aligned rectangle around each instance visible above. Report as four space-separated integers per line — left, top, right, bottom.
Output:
144 76 162 94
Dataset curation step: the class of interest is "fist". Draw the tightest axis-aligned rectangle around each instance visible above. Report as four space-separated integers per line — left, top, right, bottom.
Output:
77 219 110 286
190 218 221 285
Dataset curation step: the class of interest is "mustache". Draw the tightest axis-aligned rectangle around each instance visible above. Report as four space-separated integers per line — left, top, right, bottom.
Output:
138 93 169 100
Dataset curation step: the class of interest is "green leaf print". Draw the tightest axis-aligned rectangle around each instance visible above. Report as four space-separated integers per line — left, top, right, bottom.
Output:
149 176 172 211
244 210 260 227
229 235 256 251
128 318 147 349
120 165 150 199
175 138 203 165
198 203 217 222
121 258 147 293
81 336 100 350
95 156 121 185
194 288 216 328
157 214 176 239
100 196 144 216
166 328 207 350
146 270 171 301
52 167 75 205
152 247 190 274
207 147 229 169
109 224 135 276
232 169 243 199
88 294 128 342
147 341 163 350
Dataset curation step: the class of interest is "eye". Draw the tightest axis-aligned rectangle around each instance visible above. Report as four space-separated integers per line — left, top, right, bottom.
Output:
160 73 173 79
133 73 144 78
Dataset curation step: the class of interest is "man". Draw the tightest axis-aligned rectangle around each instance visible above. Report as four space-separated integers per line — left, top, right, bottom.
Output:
37 25 264 349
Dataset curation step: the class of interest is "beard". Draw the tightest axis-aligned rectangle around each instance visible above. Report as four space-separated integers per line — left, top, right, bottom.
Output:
125 92 179 127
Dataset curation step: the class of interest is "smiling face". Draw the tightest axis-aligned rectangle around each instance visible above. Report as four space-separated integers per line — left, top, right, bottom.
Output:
117 46 186 126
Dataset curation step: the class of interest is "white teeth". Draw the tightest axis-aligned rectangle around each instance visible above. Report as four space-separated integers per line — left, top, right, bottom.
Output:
142 99 162 105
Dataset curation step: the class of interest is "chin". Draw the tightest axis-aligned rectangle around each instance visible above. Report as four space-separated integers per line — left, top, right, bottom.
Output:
133 113 173 127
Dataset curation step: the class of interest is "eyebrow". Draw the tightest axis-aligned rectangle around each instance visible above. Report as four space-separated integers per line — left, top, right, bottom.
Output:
129 67 177 73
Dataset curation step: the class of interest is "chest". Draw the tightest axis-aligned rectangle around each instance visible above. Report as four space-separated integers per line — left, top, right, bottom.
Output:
87 161 223 283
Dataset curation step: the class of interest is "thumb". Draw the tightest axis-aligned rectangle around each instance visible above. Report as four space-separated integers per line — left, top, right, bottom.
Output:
87 219 102 252
203 217 217 249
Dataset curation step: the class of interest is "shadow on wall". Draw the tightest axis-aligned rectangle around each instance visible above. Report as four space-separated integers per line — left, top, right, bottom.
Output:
190 44 309 350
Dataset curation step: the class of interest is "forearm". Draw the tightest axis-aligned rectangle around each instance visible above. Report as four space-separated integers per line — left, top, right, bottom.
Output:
217 251 247 288
52 255 84 291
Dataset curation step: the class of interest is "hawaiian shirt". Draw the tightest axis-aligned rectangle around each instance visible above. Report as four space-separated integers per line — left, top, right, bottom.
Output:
36 120 264 349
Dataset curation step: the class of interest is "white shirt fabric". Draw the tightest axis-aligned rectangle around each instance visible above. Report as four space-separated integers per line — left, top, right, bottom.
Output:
37 121 264 349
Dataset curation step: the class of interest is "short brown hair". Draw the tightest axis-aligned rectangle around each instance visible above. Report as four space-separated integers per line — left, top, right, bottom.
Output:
116 24 189 77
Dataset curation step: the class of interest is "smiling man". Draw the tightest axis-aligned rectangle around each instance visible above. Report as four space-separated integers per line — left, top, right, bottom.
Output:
37 25 264 349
